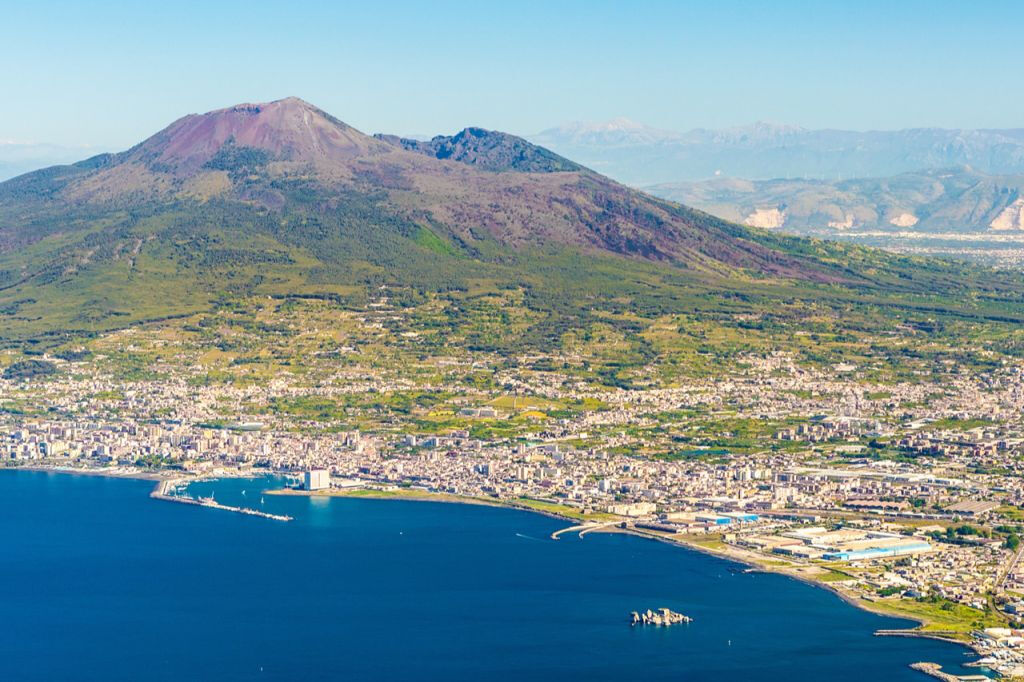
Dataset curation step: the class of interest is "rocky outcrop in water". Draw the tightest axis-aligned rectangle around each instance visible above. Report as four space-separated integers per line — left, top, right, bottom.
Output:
630 608 692 626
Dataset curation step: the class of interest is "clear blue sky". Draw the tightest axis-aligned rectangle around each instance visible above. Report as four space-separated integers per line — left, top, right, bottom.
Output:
3 0 1023 148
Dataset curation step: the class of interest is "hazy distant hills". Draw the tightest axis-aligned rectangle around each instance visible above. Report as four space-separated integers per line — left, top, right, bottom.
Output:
0 143 104 182
531 120 1024 185
646 167 1024 233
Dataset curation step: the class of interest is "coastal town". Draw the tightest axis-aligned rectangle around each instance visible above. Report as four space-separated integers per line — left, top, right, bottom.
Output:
5 297 1024 679
6 4 1024 679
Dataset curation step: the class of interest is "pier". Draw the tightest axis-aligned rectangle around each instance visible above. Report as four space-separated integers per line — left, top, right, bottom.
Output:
551 521 619 540
875 629 966 645
909 662 988 681
151 480 293 522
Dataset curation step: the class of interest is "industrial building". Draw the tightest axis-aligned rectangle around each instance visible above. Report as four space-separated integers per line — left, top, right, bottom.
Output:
822 541 931 562
744 526 933 563
945 500 1000 518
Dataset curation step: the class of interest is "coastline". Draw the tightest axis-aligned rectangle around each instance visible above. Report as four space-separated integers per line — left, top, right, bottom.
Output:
6 467 984 665
265 486 606 524
4 463 172 482
269 485 979 650
4 466 987 682
618 526 975 646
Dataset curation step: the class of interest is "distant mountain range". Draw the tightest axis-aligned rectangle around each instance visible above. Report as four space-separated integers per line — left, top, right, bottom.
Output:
646 167 1024 233
531 120 1024 185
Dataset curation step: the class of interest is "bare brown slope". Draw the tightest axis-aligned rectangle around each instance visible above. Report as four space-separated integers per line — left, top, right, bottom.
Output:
123 97 390 173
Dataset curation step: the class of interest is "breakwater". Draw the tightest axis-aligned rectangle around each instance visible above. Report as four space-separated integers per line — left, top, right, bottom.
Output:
150 480 292 521
908 662 989 681
876 629 973 647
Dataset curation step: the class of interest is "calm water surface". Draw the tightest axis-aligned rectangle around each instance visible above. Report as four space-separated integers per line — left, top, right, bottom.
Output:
0 471 989 680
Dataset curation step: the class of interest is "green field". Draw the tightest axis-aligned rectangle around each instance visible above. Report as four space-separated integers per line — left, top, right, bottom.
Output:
865 596 1004 636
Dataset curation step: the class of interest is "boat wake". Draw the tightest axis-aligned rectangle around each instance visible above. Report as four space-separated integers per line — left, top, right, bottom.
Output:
515 533 544 542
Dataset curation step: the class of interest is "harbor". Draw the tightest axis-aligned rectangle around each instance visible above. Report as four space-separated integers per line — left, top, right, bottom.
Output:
150 479 292 522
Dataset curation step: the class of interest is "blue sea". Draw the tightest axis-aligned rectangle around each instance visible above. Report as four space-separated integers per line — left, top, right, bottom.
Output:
0 470 990 680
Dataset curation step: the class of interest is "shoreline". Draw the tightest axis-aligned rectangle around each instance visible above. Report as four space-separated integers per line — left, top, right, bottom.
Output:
266 486 606 524
274 485 984 656
5 464 173 482
618 526 975 646
7 466 986 668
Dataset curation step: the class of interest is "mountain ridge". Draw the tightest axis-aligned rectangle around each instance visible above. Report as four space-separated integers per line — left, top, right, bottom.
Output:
373 128 584 173
1 97 1022 346
0 97 856 281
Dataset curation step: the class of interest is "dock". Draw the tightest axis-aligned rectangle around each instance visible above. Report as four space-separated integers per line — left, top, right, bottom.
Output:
551 520 619 539
151 480 293 522
909 662 988 681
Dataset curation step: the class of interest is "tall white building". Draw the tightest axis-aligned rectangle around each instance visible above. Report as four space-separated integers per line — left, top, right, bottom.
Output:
304 469 330 491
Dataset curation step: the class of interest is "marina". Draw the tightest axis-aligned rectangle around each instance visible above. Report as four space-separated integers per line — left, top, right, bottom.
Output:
150 479 293 522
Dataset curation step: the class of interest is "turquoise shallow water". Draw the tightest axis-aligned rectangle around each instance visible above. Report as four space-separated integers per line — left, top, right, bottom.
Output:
0 471 990 680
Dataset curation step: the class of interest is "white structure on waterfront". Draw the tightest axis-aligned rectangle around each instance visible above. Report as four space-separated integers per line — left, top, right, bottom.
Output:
303 469 330 491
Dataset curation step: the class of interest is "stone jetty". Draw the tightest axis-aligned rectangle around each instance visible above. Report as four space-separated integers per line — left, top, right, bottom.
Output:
909 662 988 681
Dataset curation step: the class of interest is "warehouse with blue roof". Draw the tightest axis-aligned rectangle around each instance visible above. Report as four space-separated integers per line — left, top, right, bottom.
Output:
822 541 931 562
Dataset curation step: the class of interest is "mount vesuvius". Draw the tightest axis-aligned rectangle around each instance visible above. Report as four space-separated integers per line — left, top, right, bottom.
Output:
0 97 1021 345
